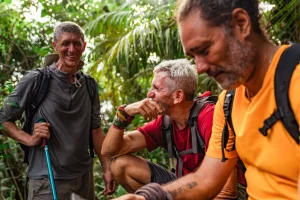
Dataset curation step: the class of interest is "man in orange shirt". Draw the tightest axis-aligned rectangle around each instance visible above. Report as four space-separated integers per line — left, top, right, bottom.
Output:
112 0 299 199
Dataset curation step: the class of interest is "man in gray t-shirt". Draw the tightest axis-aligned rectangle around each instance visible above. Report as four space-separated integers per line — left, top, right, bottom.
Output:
0 21 115 199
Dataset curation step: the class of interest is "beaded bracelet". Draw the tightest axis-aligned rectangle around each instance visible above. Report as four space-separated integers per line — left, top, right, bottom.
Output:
112 105 135 130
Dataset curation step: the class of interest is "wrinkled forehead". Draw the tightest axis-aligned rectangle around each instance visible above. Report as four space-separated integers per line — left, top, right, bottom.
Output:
57 32 84 42
153 71 169 81
178 11 212 53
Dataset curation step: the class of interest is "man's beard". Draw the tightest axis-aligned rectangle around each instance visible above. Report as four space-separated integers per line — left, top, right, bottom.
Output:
216 36 256 90
158 100 172 115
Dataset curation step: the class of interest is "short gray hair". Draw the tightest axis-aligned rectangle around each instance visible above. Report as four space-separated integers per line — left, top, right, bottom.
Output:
53 21 85 42
154 59 198 100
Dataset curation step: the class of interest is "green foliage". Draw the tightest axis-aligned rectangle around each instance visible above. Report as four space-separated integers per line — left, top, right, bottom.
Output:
0 1 52 89
262 0 300 43
0 136 27 200
85 0 184 107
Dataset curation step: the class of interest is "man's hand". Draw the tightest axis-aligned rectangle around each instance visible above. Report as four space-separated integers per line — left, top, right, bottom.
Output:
112 194 145 200
125 98 163 120
103 170 116 195
27 122 50 146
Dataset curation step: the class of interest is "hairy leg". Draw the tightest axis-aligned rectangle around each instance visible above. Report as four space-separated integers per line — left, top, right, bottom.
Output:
110 154 151 193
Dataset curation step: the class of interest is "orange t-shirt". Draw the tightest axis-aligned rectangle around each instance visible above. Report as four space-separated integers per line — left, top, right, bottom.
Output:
206 45 300 199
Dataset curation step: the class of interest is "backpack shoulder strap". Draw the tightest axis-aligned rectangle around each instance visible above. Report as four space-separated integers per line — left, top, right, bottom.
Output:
35 66 51 106
162 95 217 177
188 98 210 153
162 115 177 158
84 74 97 99
84 74 99 158
23 66 50 129
221 90 235 162
220 90 248 187
224 90 235 134
259 44 300 144
22 66 51 163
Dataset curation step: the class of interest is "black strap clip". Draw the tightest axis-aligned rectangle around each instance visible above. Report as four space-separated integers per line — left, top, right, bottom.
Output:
259 108 284 136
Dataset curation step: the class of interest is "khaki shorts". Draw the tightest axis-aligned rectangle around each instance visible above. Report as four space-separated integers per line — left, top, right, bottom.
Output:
27 170 94 200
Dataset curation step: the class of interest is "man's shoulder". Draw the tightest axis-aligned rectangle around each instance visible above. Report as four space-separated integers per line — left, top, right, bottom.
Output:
194 93 219 116
214 89 237 111
83 73 94 79
200 90 230 123
83 73 98 85
20 68 44 85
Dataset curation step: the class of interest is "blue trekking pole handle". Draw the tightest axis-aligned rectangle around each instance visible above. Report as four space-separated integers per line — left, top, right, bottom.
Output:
36 118 58 200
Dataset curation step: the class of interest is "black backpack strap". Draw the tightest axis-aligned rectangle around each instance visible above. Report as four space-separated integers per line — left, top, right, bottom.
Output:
259 44 300 144
85 74 97 98
22 66 51 163
162 115 177 158
85 74 99 158
35 66 51 107
221 90 248 187
221 90 235 162
188 98 209 153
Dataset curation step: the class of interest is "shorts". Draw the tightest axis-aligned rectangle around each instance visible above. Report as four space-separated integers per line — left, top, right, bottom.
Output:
147 160 177 184
27 170 94 200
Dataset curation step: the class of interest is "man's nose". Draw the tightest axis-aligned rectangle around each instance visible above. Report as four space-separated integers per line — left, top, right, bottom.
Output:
147 89 154 98
195 56 210 74
68 43 75 52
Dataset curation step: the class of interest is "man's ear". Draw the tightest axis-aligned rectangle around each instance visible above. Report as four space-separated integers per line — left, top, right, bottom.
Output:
52 41 57 52
231 8 251 41
173 89 184 104
82 42 87 52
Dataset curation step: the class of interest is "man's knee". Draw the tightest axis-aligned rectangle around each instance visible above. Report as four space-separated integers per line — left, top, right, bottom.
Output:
110 155 135 176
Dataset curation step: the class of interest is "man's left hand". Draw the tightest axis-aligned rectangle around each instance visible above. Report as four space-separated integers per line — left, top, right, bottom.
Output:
103 170 116 195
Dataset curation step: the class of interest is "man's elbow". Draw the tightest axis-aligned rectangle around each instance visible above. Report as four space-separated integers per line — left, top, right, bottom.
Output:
101 148 117 159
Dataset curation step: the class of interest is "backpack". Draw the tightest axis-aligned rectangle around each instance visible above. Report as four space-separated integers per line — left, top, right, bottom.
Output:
221 44 300 174
20 66 98 163
162 95 218 177
162 93 248 198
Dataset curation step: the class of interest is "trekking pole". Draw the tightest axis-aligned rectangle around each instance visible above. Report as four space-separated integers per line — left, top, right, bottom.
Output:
36 118 58 200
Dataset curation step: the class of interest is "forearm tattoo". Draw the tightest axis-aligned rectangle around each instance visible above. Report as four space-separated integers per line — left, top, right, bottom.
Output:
169 181 197 198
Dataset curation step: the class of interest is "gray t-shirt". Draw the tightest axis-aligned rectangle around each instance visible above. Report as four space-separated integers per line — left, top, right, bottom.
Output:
0 56 101 179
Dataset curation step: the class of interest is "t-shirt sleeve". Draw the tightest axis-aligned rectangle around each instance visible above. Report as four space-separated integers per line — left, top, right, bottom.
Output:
197 103 215 152
206 91 238 159
0 70 41 124
90 78 101 130
137 115 164 152
87 76 101 129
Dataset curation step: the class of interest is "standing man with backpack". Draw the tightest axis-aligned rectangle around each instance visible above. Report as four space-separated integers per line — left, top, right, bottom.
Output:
112 0 299 199
102 59 243 199
0 21 115 199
